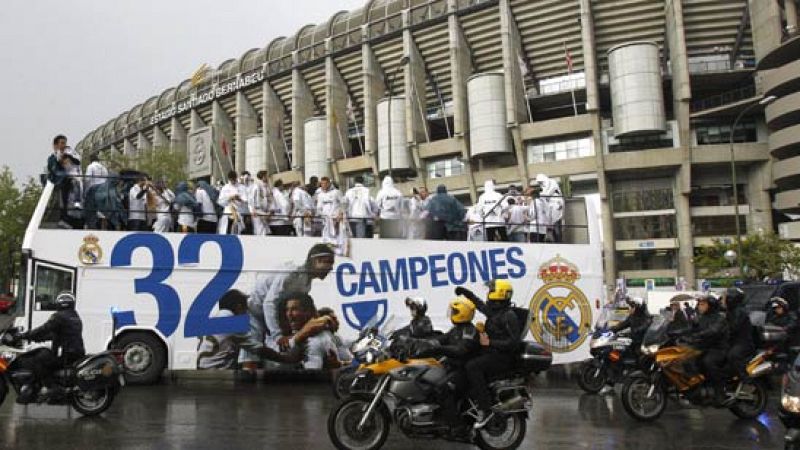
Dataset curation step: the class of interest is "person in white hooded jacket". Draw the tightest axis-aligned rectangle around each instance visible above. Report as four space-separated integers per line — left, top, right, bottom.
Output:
534 174 565 242
475 180 508 241
343 175 376 238
375 176 405 239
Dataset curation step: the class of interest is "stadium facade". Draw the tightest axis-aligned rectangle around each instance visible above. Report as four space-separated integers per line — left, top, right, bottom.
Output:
75 0 800 290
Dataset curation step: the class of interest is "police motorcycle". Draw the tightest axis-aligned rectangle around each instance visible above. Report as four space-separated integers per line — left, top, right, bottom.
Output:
577 306 636 394
327 305 552 450
0 324 125 416
780 354 800 450
620 309 769 422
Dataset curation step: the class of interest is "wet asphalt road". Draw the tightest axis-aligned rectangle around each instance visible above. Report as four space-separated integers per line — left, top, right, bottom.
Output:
0 374 787 450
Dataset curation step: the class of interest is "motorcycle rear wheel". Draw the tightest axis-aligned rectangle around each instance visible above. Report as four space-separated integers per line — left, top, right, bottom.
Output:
729 380 767 419
621 375 667 422
577 361 608 394
70 387 115 417
475 413 527 450
328 397 390 450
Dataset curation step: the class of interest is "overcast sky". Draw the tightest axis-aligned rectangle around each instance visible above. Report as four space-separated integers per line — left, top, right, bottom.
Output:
0 0 366 182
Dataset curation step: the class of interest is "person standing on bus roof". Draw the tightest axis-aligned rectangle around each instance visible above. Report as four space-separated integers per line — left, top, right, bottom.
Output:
316 177 344 241
83 153 108 193
343 176 375 239
238 243 336 378
152 180 175 233
217 170 248 235
289 181 314 236
375 176 406 239
250 171 272 236
195 181 219 234
268 179 293 236
240 171 255 235
476 180 508 242
128 175 151 231
173 182 198 233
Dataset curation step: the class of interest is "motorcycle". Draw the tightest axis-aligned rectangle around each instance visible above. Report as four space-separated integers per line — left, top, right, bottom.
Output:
620 310 769 422
327 326 553 450
332 315 396 399
780 354 800 450
0 326 125 416
577 307 637 394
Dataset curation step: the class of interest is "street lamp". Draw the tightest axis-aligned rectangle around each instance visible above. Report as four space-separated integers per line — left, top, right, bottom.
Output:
386 56 410 180
729 95 777 278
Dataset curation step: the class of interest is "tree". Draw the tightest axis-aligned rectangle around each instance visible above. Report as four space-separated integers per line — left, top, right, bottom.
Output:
0 167 42 293
103 147 188 188
694 232 800 283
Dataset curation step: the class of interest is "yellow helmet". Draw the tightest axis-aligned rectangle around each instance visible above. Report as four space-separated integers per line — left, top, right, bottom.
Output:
449 297 476 324
487 279 513 302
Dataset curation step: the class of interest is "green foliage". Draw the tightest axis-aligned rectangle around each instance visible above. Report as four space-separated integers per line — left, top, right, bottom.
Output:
0 167 42 292
103 147 188 188
694 232 800 282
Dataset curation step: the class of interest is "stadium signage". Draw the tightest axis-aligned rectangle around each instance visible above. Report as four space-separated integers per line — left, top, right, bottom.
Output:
149 69 265 126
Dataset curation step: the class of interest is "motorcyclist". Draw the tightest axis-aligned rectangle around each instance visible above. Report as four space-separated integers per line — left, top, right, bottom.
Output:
610 297 651 351
455 280 522 429
18 292 85 401
723 287 754 379
397 297 435 339
688 294 730 406
767 297 800 351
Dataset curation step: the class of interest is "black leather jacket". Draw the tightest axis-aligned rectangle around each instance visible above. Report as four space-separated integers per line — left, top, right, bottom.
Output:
768 311 800 346
455 287 521 354
415 323 480 361
691 311 729 351
26 309 86 362
726 304 754 350
398 315 434 339
611 308 651 342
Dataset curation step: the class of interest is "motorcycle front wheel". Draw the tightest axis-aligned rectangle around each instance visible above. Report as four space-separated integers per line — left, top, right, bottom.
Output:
70 387 115 417
729 380 767 419
328 397 390 450
475 413 527 450
577 360 608 394
621 375 667 422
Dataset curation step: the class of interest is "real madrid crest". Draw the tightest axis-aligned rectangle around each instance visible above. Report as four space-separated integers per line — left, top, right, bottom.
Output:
78 235 103 265
529 255 592 353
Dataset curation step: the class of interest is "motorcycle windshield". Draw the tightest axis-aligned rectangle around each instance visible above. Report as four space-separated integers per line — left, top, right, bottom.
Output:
641 310 672 346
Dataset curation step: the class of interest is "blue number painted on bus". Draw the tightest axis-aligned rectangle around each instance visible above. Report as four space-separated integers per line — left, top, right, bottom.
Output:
109 234 181 337
178 235 247 338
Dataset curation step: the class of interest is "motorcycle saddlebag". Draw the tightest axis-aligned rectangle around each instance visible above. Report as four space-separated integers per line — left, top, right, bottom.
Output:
518 341 553 373
74 354 123 390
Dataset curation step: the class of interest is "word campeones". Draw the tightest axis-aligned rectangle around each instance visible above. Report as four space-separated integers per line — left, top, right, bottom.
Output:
149 70 266 125
336 247 527 297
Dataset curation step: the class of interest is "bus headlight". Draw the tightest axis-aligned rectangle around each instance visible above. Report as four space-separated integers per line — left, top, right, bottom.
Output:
642 344 659 356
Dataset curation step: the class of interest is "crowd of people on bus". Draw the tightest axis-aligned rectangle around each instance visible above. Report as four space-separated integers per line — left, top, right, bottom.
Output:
46 135 566 243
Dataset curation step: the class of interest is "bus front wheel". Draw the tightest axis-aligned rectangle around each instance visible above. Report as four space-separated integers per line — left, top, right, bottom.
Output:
115 332 166 385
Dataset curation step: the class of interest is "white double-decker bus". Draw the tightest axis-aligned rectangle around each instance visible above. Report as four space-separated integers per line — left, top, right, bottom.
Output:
12 181 604 384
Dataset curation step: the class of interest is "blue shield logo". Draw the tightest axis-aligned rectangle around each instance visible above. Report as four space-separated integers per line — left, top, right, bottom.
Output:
342 299 388 331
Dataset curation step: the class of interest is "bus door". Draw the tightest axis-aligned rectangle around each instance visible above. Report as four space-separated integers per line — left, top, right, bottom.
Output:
28 260 76 331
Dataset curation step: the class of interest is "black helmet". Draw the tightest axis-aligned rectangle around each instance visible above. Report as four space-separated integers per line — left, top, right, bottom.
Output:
697 294 721 312
770 297 789 311
725 287 745 309
54 292 76 310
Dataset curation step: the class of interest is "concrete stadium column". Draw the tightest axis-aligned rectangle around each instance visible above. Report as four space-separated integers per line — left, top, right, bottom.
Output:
212 101 235 179
499 0 530 188
123 138 136 157
580 0 616 291
190 110 205 133
152 125 170 150
137 132 152 155
291 57 315 174
448 0 478 201
262 81 288 175
170 117 187 157
787 0 799 36
749 0 783 61
403 14 429 177
235 92 259 174
747 161 774 233
362 41 385 177
666 0 696 286
325 44 351 183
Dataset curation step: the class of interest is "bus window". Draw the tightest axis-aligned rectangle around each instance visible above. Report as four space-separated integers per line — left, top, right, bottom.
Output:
33 263 74 311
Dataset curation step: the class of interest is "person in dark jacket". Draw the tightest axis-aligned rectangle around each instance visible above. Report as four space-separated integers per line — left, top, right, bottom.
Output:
723 287 754 378
689 295 730 406
398 297 435 338
610 297 651 349
19 292 85 401
425 185 466 241
455 279 522 428
767 297 800 349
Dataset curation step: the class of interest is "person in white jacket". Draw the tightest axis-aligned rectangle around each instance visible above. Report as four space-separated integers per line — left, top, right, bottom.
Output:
375 176 405 239
344 176 376 238
152 181 175 233
83 154 108 192
316 177 344 241
407 187 429 240
534 174 565 242
268 180 293 235
476 179 507 241
250 171 272 236
288 182 315 236
217 170 249 235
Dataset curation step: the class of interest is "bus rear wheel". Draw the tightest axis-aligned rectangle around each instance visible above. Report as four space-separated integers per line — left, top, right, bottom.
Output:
115 332 166 385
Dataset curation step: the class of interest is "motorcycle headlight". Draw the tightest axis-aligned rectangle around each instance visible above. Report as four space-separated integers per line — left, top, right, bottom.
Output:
642 344 659 356
365 350 375 364
783 394 800 413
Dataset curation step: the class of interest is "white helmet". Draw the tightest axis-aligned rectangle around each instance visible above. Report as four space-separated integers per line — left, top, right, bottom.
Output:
405 297 428 315
54 292 76 310
626 296 645 309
